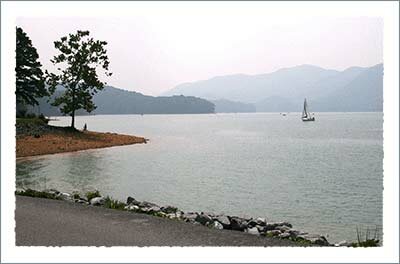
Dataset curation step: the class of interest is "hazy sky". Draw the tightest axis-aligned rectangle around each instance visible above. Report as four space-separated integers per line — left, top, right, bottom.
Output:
17 11 382 96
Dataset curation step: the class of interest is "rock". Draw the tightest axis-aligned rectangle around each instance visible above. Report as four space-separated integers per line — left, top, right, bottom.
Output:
256 217 267 226
58 192 73 201
75 199 89 205
139 201 158 208
256 225 267 234
124 204 139 211
148 206 161 213
335 240 351 247
275 221 292 228
275 225 291 232
279 232 291 239
126 196 140 205
166 213 177 219
44 189 60 196
247 219 258 228
245 227 260 236
210 221 224 230
195 213 212 225
266 230 281 237
298 234 330 246
214 215 231 229
175 211 183 219
183 212 198 222
90 196 106 206
161 205 178 214
230 217 248 231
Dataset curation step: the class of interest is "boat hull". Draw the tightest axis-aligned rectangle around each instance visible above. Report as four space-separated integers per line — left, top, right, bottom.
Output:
302 117 315 122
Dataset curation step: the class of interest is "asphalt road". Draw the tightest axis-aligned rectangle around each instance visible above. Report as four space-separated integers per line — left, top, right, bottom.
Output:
15 196 299 247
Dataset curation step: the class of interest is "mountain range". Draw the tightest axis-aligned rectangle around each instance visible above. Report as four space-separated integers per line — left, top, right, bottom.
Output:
29 86 215 116
164 63 383 112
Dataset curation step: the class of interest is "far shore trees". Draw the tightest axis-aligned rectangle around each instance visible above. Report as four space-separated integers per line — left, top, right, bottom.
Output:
46 30 112 129
16 27 47 115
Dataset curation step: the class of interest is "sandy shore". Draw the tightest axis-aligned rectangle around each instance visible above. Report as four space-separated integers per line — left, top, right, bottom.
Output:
16 129 147 158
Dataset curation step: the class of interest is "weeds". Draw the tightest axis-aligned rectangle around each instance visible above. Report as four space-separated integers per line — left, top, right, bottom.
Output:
351 226 380 247
86 190 101 201
104 196 126 210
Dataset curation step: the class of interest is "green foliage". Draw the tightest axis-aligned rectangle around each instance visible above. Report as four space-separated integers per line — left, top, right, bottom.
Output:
46 30 112 128
16 27 47 107
85 190 101 201
104 197 126 210
15 189 60 200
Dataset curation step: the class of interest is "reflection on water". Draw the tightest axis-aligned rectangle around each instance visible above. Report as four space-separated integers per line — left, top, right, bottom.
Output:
17 151 107 193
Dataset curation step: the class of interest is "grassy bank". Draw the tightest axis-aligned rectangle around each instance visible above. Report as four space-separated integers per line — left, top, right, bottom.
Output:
16 117 147 158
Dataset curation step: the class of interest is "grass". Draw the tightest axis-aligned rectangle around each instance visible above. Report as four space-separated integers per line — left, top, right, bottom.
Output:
86 190 101 201
350 226 380 247
103 196 126 210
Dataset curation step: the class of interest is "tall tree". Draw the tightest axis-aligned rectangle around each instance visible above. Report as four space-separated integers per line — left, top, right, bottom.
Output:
16 27 47 107
46 30 111 129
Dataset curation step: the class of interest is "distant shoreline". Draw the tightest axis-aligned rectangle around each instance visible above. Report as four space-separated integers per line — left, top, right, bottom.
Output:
16 118 147 158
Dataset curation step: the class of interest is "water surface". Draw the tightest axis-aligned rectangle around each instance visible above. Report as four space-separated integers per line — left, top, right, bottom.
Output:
16 112 383 243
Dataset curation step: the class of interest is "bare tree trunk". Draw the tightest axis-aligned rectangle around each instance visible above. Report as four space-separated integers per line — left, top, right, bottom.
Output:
71 110 75 129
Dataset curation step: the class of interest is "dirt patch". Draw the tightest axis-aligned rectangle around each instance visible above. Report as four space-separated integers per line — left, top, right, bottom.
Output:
16 130 147 158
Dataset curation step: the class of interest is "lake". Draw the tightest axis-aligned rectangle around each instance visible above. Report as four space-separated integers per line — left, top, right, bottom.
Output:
16 112 383 243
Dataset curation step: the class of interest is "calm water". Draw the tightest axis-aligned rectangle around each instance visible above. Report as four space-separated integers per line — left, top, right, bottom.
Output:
16 113 383 243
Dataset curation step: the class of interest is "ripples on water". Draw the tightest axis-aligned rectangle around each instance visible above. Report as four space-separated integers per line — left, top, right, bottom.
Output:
16 112 383 243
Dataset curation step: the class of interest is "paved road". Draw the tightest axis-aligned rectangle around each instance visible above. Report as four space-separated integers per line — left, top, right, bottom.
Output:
15 196 299 246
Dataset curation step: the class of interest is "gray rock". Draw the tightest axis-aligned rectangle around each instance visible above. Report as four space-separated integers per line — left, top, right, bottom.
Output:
297 234 330 246
58 192 73 201
90 196 106 206
256 225 267 234
139 201 158 208
230 217 248 231
275 221 292 228
210 221 224 230
161 205 178 214
275 225 291 232
247 219 258 228
214 215 231 228
195 213 212 225
124 204 139 211
183 212 198 222
44 189 60 196
256 217 267 226
266 230 281 236
75 199 89 205
148 206 161 213
126 196 140 205
335 240 351 247
245 227 260 236
279 232 291 239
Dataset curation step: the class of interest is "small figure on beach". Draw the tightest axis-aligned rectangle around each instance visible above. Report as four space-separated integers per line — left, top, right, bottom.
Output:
83 123 87 131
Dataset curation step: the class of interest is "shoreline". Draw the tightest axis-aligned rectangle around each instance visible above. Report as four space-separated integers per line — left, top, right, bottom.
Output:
15 188 335 247
16 119 147 158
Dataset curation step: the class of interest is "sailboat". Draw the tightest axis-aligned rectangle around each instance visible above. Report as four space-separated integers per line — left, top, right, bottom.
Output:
302 98 315 122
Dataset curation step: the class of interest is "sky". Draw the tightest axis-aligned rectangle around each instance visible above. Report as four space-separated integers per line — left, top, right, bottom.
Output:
17 8 383 96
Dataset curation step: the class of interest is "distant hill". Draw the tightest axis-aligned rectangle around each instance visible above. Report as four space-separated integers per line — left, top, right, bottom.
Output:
211 99 256 113
29 86 215 116
311 64 383 112
163 64 383 112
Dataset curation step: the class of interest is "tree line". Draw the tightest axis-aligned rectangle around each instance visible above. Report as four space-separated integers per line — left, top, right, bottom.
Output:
16 27 111 129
